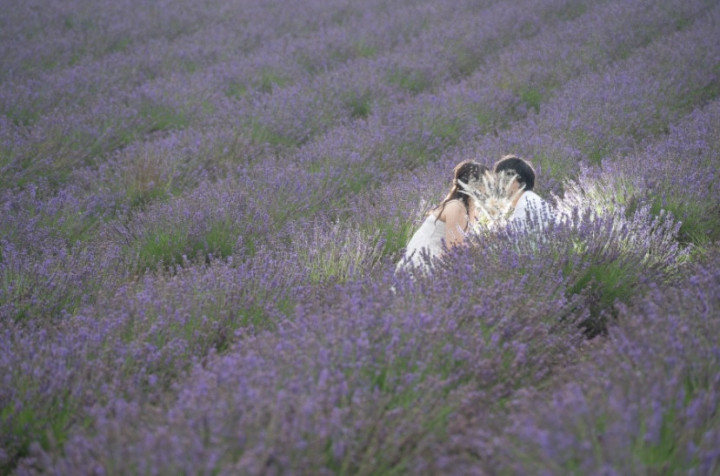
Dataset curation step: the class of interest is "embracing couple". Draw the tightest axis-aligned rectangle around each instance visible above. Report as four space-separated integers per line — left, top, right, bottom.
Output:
397 155 552 272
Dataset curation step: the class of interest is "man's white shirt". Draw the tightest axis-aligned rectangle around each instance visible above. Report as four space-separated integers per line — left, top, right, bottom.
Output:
510 191 552 230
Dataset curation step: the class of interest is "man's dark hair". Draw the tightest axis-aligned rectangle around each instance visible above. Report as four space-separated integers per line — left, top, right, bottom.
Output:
493 155 535 191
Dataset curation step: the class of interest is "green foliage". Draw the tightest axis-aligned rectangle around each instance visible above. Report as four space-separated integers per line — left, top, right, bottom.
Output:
567 260 638 337
1 404 34 474
134 219 238 271
554 3 588 22
353 40 377 58
62 15 96 32
634 408 679 471
449 45 482 79
139 102 190 133
225 80 247 99
572 129 610 164
475 108 496 130
395 111 459 168
0 396 75 475
136 227 188 270
344 168 377 196
673 16 692 32
519 87 543 113
396 139 433 168
651 195 720 247
344 90 373 119
58 213 103 246
430 117 463 146
181 59 198 74
676 74 720 112
128 186 169 211
387 67 431 94
0 247 102 322
372 218 416 261
201 220 238 261
294 222 383 285
209 299 285 353
1 265 32 322
249 121 299 147
106 36 131 54
6 106 40 127
256 68 289 94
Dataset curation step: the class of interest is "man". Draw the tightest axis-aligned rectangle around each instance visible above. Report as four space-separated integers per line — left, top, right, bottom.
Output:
493 155 552 230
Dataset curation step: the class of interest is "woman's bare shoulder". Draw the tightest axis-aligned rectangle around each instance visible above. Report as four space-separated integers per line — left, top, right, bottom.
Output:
437 199 465 220
443 199 466 212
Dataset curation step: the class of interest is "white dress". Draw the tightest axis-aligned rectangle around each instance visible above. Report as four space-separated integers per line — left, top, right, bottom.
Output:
396 215 447 272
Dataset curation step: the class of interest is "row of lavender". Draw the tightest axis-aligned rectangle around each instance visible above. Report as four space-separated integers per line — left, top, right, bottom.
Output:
0 0 526 190
4 0 719 429
1 0 619 320
27 0 718 208
2 0 720 473
13 96 720 473
0 0 583 263
3 0 715 318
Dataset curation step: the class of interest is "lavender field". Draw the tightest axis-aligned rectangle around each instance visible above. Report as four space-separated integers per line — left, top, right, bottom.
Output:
2 0 720 474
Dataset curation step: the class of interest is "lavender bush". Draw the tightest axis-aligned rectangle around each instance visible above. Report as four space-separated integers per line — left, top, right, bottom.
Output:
2 0 720 473
482 252 720 474
15 254 583 474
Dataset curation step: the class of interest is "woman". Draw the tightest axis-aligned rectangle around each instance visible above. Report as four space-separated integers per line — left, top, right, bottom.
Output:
396 160 488 272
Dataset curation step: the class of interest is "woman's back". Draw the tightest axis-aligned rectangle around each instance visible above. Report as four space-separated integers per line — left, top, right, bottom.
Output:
396 197 471 272
395 159 484 273
398 214 447 270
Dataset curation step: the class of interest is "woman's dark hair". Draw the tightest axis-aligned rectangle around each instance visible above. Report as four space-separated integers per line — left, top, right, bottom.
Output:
434 160 488 227
493 155 535 191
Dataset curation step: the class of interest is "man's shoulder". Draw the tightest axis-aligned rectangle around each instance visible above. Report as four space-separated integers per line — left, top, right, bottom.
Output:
512 191 552 225
523 191 546 204
521 191 550 210
515 191 544 211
